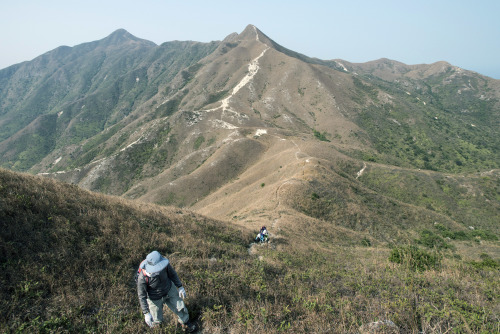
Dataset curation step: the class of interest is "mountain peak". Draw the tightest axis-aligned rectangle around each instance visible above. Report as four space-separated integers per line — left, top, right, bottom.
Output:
107 29 136 42
101 29 155 47
231 24 279 50
237 24 260 41
243 24 258 33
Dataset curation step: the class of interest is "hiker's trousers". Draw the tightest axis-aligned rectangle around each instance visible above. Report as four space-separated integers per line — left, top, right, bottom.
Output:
147 284 189 325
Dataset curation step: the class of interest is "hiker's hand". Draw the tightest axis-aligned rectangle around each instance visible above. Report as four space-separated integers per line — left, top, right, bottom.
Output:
144 312 153 327
178 287 186 299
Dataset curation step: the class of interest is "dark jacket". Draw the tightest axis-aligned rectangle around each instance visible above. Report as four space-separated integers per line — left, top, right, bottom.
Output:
137 263 183 314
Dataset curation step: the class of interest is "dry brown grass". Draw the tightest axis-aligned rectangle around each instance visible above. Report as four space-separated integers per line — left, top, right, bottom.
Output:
1 168 498 333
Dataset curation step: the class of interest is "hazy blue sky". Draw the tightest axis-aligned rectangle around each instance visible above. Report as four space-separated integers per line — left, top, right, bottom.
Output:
1 0 499 79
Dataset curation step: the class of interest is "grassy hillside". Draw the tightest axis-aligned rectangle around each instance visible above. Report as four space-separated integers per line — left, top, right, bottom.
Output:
358 166 500 234
346 62 500 174
1 168 498 333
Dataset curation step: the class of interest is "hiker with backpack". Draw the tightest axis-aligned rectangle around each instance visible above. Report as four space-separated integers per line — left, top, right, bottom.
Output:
254 226 269 243
137 251 197 332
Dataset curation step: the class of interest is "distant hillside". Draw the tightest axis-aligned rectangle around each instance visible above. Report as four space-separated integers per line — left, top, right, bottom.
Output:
0 25 498 275
0 29 218 172
339 58 500 172
1 168 498 333
1 25 498 179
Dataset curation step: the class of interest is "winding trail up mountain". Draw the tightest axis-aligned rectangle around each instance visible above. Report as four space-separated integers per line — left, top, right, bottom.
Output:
270 137 313 231
1 25 498 246
200 25 271 130
203 46 270 119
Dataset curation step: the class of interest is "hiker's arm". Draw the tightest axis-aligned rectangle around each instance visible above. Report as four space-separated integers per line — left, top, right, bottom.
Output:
137 275 150 314
166 263 183 288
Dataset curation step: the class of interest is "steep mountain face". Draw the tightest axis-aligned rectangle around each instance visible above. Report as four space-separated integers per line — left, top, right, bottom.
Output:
0 25 498 242
0 29 218 171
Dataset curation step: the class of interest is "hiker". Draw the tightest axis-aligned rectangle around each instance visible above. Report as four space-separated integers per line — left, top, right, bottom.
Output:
137 251 196 332
254 226 269 243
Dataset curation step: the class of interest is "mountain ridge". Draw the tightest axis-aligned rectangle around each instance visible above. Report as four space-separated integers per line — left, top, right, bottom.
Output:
0 25 499 332
0 25 498 240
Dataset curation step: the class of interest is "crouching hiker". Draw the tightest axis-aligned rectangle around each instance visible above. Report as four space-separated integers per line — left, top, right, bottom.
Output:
254 226 269 243
137 251 197 332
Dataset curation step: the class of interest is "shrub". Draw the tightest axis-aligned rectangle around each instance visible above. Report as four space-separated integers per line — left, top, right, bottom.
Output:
471 229 498 241
206 90 228 105
433 224 498 241
470 254 499 269
389 245 441 271
416 230 451 250
446 230 469 240
313 130 330 142
361 238 371 247
193 136 205 150
470 258 499 269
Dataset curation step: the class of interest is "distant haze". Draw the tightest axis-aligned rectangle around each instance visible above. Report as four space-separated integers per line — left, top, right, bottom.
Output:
1 0 499 79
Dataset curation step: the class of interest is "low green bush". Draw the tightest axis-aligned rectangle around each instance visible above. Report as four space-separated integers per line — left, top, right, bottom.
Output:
416 230 451 249
389 245 441 271
470 254 499 269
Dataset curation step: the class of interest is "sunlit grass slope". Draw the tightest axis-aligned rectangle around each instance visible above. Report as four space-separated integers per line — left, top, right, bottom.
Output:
0 168 498 333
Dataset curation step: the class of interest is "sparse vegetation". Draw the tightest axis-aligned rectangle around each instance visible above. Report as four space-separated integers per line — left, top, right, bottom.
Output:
207 137 216 146
206 90 229 105
353 76 379 104
0 38 218 172
313 129 330 142
359 167 500 234
193 135 205 150
1 168 498 333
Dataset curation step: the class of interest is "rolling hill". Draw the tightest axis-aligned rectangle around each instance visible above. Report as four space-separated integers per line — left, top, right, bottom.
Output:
0 24 499 332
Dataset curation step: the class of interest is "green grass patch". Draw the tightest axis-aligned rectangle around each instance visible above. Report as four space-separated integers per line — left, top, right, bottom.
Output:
313 129 330 142
389 245 442 271
193 135 205 150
